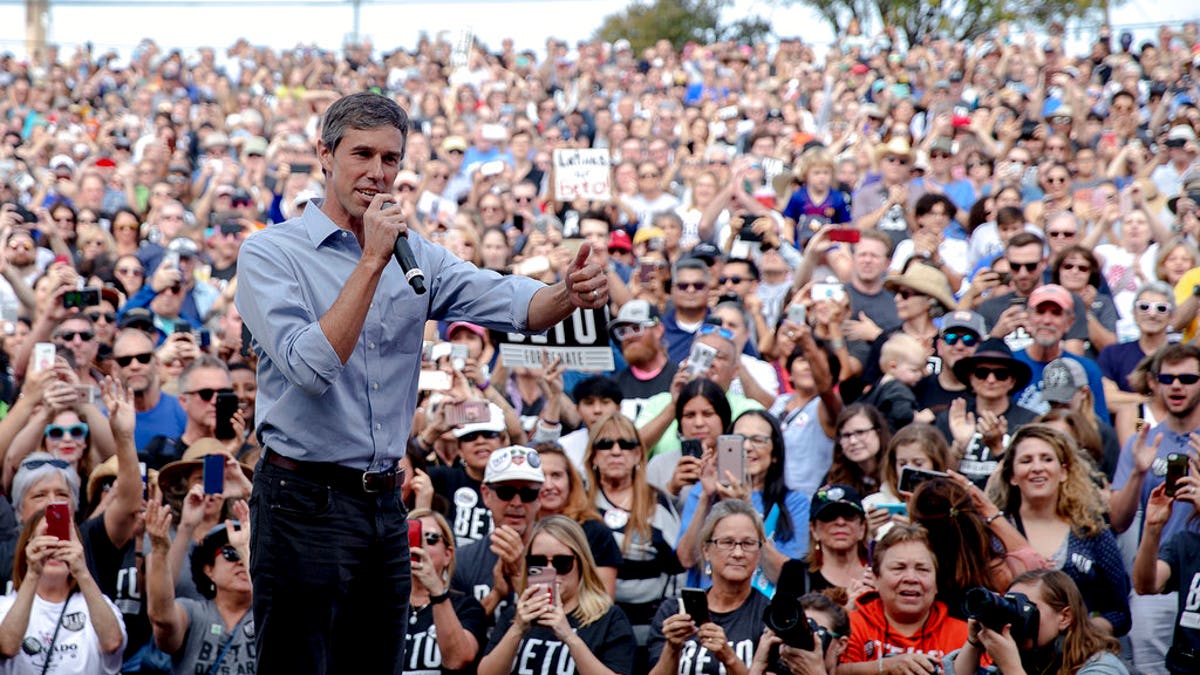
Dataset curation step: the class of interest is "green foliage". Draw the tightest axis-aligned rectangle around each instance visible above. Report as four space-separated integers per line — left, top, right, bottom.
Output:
594 0 771 52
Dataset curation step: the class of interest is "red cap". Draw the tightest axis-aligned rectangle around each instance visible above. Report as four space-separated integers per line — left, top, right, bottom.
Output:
851 63 869 75
446 322 486 341
1028 284 1073 311
608 230 632 253
95 157 116 168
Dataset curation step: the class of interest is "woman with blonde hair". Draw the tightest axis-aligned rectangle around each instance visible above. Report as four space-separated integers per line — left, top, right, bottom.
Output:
404 508 487 672
986 424 1130 636
582 414 683 650
1155 236 1199 287
478 515 635 675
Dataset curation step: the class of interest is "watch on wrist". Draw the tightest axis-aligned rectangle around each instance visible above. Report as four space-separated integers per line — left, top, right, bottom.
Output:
429 589 451 604
1192 284 1200 298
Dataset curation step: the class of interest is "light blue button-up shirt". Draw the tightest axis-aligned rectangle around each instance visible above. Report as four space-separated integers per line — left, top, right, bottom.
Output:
235 200 544 470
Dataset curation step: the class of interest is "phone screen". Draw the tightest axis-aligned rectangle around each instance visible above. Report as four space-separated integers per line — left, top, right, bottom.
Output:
681 439 703 459
898 466 948 494
203 454 226 495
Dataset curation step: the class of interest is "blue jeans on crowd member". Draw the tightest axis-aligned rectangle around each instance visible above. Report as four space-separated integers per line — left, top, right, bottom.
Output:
249 455 411 674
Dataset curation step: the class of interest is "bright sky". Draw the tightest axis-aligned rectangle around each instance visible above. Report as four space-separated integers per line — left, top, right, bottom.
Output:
0 0 1193 61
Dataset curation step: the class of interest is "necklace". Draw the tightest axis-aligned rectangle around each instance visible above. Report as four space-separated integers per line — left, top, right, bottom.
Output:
600 484 633 511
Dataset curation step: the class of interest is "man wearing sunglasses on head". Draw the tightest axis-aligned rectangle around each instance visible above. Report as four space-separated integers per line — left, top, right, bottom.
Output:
914 310 985 415
451 445 544 625
141 356 247 469
427 402 509 548
113 328 186 453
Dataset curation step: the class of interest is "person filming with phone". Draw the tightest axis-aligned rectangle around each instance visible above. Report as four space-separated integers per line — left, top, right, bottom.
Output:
235 91 607 674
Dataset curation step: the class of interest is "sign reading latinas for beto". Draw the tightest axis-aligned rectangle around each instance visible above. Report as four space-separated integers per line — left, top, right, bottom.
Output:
553 149 611 201
497 307 614 371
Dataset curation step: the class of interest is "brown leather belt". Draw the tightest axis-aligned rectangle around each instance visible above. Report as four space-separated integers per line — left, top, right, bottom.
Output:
264 449 404 494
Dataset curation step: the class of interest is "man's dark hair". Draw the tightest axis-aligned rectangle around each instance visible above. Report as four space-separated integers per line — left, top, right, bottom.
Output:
579 210 612 229
996 206 1024 227
914 193 956 220
672 257 709 282
1006 231 1044 251
722 257 760 281
1110 89 1136 108
1152 343 1200 375
571 376 623 406
320 92 410 156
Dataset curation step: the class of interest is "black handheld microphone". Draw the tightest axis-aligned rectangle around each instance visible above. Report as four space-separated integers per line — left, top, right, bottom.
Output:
393 233 426 295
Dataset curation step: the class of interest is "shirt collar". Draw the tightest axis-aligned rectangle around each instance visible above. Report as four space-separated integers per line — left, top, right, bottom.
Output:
301 199 344 249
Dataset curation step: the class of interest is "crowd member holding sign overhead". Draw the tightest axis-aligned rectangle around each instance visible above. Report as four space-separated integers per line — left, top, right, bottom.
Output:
478 515 635 675
235 92 609 673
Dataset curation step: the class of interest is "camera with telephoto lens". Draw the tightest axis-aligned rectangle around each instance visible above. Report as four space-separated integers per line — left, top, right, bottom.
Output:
764 594 815 651
962 587 1040 644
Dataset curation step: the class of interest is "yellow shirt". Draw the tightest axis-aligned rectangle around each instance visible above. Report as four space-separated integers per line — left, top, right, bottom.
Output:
1173 267 1200 341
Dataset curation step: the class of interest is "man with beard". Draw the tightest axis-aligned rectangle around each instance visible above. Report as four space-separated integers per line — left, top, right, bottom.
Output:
113 328 186 452
1009 285 1108 419
1111 343 1200 673
451 445 543 622
608 300 676 421
981 232 1088 355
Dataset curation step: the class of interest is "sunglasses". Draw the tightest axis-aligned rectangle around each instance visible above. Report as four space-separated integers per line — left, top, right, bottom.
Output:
1045 176 1069 184
718 275 746 285
930 152 951 159
884 155 911 164
423 532 445 546
459 430 500 443
1047 230 1076 239
85 311 116 324
490 484 541 503
674 281 707 292
1060 262 1089 272
1156 373 1200 385
526 554 577 575
594 438 639 451
1137 301 1171 315
55 331 94 342
45 423 89 440
698 324 735 341
971 367 1012 381
115 352 154 367
219 545 241 563
1006 260 1040 273
186 387 233 402
895 288 925 301
942 332 979 347
115 266 144 276
22 458 71 470
612 324 650 341
639 173 660 179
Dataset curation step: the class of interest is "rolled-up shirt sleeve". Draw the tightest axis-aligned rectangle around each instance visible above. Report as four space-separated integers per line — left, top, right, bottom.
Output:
236 232 345 396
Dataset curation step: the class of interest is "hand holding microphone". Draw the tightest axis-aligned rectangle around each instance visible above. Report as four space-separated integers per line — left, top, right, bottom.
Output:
366 195 426 295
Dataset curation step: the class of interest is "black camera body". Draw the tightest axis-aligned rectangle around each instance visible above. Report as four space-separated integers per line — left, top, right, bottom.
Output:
962 587 1040 644
764 594 815 651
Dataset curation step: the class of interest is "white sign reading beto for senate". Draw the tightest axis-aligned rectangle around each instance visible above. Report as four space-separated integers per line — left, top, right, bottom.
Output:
553 149 611 201
497 307 614 372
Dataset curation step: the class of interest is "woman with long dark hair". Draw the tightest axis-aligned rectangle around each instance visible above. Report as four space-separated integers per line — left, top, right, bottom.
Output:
645 378 733 504
824 404 891 497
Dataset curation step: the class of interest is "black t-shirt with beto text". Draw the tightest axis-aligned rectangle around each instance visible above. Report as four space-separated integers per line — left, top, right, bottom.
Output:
648 590 770 675
484 603 635 675
403 590 488 674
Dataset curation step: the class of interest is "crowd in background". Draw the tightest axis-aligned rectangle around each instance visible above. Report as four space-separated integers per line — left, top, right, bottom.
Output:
0 18 1196 675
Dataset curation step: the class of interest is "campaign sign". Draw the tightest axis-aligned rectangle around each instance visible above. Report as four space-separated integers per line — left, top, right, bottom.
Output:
553 149 611 201
497 307 614 371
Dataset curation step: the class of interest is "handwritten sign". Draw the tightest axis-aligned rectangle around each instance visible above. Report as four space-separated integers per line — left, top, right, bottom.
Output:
553 149 611 202
496 307 614 372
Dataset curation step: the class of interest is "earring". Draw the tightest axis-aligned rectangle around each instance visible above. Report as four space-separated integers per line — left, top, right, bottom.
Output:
703 560 712 577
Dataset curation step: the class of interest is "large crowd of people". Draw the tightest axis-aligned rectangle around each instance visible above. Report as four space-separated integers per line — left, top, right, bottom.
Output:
0 17 1196 674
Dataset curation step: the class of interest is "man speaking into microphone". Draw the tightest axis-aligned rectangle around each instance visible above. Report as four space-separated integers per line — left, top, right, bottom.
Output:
235 91 608 674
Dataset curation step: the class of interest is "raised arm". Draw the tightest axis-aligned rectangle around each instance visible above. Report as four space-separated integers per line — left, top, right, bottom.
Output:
100 377 146 549
145 497 191 655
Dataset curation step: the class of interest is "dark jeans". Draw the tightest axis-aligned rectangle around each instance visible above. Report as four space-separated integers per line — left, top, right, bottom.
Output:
250 457 411 674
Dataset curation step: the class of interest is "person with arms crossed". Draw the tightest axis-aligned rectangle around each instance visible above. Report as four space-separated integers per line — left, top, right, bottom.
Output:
234 92 608 674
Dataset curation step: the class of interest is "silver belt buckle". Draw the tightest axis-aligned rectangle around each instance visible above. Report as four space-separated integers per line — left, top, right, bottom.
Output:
362 466 403 493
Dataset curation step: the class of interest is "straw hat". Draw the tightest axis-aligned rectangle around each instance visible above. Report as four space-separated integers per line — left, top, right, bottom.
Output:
874 136 914 162
85 456 159 506
883 263 956 312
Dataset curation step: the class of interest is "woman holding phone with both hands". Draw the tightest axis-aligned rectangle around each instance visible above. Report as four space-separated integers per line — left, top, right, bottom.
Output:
478 516 634 675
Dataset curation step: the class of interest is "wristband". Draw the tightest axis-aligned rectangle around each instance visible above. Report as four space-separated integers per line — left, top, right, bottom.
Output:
967 637 983 649
828 338 846 350
429 589 451 605
985 511 1005 525
476 378 490 391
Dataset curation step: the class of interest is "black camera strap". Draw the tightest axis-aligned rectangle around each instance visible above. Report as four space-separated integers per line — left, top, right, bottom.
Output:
40 593 71 675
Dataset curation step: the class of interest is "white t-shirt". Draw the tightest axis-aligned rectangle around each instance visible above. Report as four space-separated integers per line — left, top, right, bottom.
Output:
1094 243 1159 341
0 591 126 675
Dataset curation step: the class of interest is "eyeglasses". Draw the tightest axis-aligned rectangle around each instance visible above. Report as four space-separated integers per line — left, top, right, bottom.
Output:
967 161 987 170
115 266 144 276
526 554 577 575
613 324 652 341
1006 260 1040 273
1137 301 1171 315
1060 262 1089 272
22 458 71 470
45 423 89 441
698 324 735 341
115 352 154 367
186 387 233 402
674 281 707 292
639 172 660 179
1047 230 1076 239
54 331 94 342
895 288 925 301
1157 373 1200 385
942 332 979 347
593 438 639 452
423 532 445 547
718 275 746 285
219 545 241 563
743 434 771 448
972 367 1012 381
7 241 32 251
459 430 500 443
490 484 541 503
838 427 877 442
707 538 762 552
884 156 911 165
85 311 116 324
930 152 951 159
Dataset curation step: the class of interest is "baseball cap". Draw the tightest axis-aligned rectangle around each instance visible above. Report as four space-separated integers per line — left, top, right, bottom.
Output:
850 63 869 75
202 132 230 150
689 241 723 265
607 299 660 338
940 310 986 338
49 155 75 172
632 226 665 247
452 402 505 438
442 136 467 153
1028 284 1073 312
242 136 268 157
608 230 632 253
1166 126 1197 147
1041 358 1088 404
483 445 545 484
118 308 155 331
810 484 865 521
447 321 486 341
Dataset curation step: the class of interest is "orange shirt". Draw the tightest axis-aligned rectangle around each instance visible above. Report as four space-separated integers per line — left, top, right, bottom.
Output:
841 593 969 665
